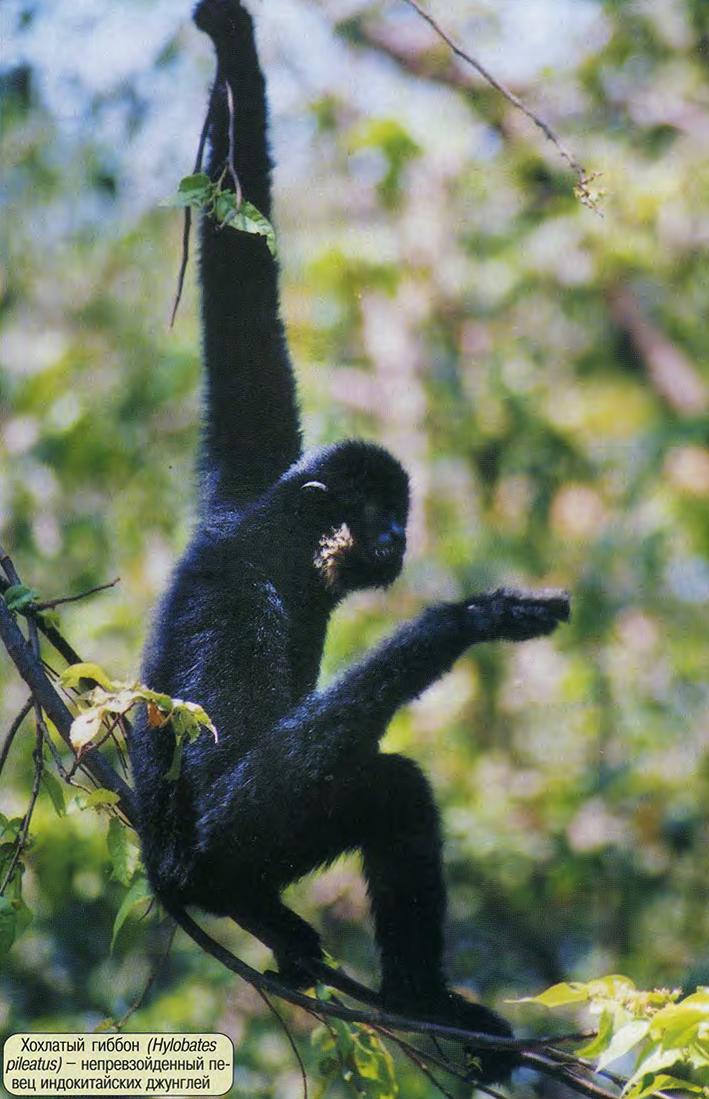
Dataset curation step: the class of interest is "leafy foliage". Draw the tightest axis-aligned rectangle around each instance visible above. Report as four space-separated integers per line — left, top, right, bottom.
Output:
519 978 709 1097
164 172 277 255
313 989 399 1099
58 661 217 777
0 814 32 960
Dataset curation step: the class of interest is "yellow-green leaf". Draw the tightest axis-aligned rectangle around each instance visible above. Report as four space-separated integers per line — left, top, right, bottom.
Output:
60 662 114 692
514 981 591 1007
83 788 120 809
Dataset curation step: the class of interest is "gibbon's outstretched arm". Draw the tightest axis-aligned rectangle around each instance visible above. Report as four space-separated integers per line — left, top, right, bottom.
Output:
195 0 302 507
228 588 570 789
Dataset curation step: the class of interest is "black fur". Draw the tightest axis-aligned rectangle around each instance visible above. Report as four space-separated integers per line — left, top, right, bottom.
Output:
129 0 569 1080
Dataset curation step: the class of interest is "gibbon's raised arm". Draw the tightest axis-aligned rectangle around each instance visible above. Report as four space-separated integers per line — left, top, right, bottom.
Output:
195 0 302 508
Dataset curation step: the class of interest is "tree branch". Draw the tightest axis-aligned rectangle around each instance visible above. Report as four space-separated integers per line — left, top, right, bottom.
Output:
0 594 135 817
0 550 632 1099
0 697 33 778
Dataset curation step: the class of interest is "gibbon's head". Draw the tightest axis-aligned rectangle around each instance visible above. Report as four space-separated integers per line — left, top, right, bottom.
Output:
288 440 409 594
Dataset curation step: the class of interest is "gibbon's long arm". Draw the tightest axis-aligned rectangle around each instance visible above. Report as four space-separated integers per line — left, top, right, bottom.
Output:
194 588 570 825
195 1 302 507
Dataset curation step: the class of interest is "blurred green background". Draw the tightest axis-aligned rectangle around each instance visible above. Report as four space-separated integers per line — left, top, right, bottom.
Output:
1 0 708 1095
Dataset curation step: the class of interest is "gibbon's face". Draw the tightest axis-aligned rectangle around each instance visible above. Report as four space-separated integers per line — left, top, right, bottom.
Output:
295 442 409 594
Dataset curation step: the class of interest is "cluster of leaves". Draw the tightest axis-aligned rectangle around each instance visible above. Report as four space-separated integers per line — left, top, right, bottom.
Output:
59 661 217 779
0 779 146 962
521 977 709 1097
164 172 276 256
313 989 398 1099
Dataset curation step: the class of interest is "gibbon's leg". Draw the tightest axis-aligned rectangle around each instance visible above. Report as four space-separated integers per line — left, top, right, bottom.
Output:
351 754 516 1082
355 753 448 1001
230 896 324 985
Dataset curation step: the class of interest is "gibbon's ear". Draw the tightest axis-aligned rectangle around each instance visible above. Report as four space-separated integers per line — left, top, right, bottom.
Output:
301 481 329 493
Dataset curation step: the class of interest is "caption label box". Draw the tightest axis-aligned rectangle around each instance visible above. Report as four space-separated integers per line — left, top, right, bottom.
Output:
2 1032 234 1096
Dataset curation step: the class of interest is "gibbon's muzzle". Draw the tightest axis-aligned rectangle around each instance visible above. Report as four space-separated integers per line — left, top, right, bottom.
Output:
372 522 406 561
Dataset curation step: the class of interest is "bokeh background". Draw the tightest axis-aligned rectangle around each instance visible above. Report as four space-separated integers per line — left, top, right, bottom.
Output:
1 0 708 1095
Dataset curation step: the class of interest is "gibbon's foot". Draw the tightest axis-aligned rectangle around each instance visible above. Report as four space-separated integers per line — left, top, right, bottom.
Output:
264 952 324 992
382 987 517 1084
468 586 570 644
271 937 326 992
439 991 519 1085
193 0 247 39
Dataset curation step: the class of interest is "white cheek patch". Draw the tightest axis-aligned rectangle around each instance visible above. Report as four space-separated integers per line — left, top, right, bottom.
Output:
313 523 355 589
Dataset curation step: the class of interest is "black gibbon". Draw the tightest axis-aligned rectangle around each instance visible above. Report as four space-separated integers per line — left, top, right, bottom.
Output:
128 0 569 1079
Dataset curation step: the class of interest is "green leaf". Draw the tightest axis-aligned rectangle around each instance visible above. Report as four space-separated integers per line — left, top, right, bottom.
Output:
514 981 591 1007
178 172 211 193
0 816 22 844
213 190 237 223
625 1044 687 1090
111 876 152 951
4 584 38 613
60 662 114 691
626 1074 704 1099
0 896 17 957
41 770 66 817
161 172 214 209
84 787 120 809
597 1019 649 1070
576 1009 614 1058
107 817 136 886
166 735 184 782
225 200 277 256
650 992 709 1045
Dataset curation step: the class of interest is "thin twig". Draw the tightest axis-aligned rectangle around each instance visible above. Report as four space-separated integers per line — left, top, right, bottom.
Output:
223 79 243 207
256 988 309 1099
378 1026 465 1097
169 78 217 328
0 697 33 778
400 0 602 211
35 578 120 611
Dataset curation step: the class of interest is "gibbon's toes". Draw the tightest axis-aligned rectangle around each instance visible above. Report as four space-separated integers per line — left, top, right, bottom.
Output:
440 992 519 1085
266 956 320 992
193 0 247 38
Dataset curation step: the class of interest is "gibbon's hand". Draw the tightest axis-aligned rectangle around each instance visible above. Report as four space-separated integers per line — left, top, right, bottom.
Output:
465 586 570 643
193 0 246 39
